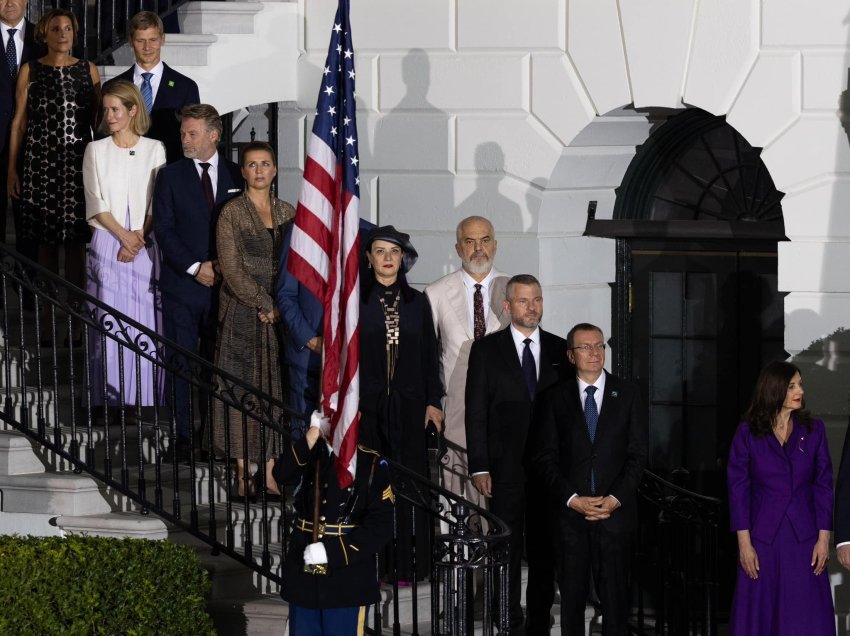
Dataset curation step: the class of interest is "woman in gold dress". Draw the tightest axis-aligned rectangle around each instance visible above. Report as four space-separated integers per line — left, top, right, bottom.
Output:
213 141 294 498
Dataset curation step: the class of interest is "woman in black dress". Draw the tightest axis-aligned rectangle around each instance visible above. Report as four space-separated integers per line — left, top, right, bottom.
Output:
7 9 100 341
359 225 443 584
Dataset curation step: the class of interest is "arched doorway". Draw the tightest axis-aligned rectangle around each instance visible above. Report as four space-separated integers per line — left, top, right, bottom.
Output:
586 108 786 495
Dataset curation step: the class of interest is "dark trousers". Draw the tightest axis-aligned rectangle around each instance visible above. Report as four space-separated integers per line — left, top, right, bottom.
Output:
0 145 37 261
525 485 556 634
490 481 525 632
283 345 320 440
161 293 216 440
557 519 631 636
288 604 367 635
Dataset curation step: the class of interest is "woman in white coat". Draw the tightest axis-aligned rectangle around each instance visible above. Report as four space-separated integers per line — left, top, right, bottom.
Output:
83 80 166 409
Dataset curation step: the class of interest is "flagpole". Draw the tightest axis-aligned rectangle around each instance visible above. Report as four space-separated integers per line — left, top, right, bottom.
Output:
305 337 328 576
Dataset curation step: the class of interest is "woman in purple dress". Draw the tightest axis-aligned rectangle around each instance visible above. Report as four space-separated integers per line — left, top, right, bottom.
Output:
727 360 834 635
82 80 165 409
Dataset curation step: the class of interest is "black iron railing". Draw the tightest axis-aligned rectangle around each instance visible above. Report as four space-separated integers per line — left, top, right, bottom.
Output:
634 469 721 636
29 0 191 64
0 243 510 634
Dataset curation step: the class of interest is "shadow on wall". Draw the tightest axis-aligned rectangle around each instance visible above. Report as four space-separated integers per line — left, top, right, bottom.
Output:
368 49 529 284
366 51 453 218
456 142 525 233
821 12 850 427
366 49 454 282
790 323 850 419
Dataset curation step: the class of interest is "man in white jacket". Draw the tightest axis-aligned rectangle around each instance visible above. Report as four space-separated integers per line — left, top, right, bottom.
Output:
424 216 510 505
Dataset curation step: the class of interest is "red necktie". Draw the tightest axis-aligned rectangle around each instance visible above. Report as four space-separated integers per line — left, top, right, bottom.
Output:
199 162 215 212
473 283 485 340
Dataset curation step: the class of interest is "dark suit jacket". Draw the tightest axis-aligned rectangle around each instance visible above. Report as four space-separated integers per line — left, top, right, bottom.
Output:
0 21 39 153
465 326 568 485
832 423 850 545
153 154 242 308
276 219 376 371
105 63 200 163
533 370 647 533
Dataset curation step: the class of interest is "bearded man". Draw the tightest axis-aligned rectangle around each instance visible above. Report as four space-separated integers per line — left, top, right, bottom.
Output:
424 216 510 505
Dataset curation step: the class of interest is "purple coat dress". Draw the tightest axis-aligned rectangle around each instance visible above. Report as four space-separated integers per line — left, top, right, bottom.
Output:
727 417 835 636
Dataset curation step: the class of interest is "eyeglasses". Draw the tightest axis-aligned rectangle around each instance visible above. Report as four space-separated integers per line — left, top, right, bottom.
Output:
570 343 606 353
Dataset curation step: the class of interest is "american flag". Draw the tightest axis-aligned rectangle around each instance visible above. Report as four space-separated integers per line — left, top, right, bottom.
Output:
287 0 361 488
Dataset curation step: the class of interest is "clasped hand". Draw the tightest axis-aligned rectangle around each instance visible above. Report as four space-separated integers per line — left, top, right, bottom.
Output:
117 230 145 263
570 495 619 521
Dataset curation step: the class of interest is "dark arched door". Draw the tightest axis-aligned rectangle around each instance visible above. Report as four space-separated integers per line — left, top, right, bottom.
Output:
586 108 786 495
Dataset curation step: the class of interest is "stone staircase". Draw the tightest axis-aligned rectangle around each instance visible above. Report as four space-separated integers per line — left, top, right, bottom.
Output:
100 0 300 115
0 4 578 630
0 291 572 634
0 290 291 633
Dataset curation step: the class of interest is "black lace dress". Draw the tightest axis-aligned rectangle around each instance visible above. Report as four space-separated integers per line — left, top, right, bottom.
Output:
20 59 93 245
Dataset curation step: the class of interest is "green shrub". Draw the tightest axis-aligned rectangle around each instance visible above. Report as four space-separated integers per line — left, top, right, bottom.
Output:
0 535 215 635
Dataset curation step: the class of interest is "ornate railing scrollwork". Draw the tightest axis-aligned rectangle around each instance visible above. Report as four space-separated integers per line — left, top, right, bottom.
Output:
634 469 721 636
0 243 510 633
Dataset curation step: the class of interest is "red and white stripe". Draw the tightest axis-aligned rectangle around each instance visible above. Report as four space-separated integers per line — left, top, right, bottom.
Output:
288 133 361 488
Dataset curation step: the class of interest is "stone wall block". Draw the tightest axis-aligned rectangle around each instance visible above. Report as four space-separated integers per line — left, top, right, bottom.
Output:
619 0 697 108
683 0 758 115
458 0 565 50
726 52 801 148
531 53 596 146
567 0 631 115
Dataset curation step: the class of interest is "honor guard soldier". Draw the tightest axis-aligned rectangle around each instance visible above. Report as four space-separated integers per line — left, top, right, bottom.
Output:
274 414 395 635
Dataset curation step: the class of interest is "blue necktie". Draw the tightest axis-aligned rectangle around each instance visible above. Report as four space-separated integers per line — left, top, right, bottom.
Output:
585 385 598 494
521 338 536 400
5 29 17 79
141 72 154 112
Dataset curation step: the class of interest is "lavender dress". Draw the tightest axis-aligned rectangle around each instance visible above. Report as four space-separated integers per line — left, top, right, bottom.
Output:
83 137 165 407
727 417 835 636
86 207 162 406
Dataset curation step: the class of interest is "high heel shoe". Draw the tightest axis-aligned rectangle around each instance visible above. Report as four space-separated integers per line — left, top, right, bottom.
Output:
236 477 257 503
253 472 282 497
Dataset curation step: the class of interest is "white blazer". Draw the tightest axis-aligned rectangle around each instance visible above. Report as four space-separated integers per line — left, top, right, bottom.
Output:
424 268 510 448
83 135 166 232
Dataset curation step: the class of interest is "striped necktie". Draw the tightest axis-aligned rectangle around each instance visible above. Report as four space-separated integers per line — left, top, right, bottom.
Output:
141 72 154 112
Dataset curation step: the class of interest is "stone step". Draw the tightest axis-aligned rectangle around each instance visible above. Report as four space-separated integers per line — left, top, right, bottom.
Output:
178 1 265 35
0 430 46 475
53 510 169 540
0 341 88 388
0 472 116 515
238 596 290 636
195 541 284 598
2 384 79 428
109 33 219 70
168 500 289 552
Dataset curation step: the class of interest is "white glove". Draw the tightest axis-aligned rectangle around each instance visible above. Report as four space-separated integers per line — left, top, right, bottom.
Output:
303 542 328 565
309 410 331 438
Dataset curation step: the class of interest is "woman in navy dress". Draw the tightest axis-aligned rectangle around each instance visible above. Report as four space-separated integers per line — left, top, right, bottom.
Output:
358 225 443 583
727 360 834 635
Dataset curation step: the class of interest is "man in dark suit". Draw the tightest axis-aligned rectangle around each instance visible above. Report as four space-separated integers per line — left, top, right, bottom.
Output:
0 0 39 259
153 103 242 463
834 427 850 569
465 274 568 635
532 323 647 636
275 218 375 439
104 11 199 164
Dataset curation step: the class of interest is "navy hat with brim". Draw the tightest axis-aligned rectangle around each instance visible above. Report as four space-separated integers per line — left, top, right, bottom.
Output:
364 225 418 273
